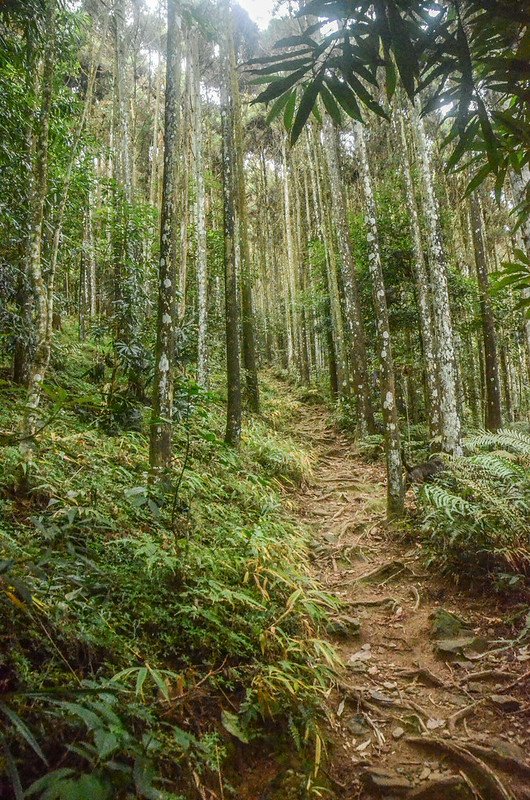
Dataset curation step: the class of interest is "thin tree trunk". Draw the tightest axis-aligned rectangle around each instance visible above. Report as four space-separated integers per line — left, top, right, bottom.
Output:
397 110 439 438
86 188 97 318
149 48 163 209
177 40 191 320
323 119 375 433
24 0 56 433
510 167 530 366
356 123 404 517
469 191 502 431
413 110 463 455
307 127 344 396
282 138 301 376
190 33 209 390
221 0 241 446
149 0 180 470
230 22 260 410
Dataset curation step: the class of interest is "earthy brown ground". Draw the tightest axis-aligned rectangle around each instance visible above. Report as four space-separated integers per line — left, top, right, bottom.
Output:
293 403 530 800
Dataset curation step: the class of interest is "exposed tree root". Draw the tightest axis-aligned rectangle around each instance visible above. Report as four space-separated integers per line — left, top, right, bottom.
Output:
406 736 516 800
448 699 486 733
407 774 471 799
395 666 447 688
463 742 530 780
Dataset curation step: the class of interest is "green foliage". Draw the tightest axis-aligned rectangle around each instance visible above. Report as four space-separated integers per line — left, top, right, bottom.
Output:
418 429 530 585
492 248 530 319
244 419 313 483
0 342 339 797
250 0 529 200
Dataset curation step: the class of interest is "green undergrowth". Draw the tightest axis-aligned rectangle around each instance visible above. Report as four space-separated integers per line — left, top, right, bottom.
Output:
0 333 340 799
417 430 530 590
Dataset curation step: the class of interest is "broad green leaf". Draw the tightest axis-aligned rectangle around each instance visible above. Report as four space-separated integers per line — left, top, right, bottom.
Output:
265 91 292 125
319 84 342 124
463 163 492 197
25 769 76 797
386 0 418 99
0 737 23 800
253 67 309 106
283 90 297 131
147 666 169 700
136 667 148 696
324 77 362 122
50 700 102 731
94 729 119 760
221 709 249 743
0 702 47 764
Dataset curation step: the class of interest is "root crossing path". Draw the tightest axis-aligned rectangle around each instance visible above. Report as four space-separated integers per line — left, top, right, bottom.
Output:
293 404 529 800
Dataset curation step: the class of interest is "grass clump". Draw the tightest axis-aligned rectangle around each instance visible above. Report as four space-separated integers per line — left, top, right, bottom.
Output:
417 429 530 588
0 335 339 799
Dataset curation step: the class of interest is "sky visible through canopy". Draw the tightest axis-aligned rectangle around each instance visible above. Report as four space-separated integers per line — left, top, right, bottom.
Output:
237 0 276 29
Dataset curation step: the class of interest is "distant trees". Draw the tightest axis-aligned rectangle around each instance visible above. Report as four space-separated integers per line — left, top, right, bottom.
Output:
0 0 528 515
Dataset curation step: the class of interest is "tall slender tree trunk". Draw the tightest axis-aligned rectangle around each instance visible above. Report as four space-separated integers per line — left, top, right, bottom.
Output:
86 187 97 318
323 119 375 433
356 123 404 517
469 191 502 431
177 41 191 321
397 111 439 438
293 163 311 383
230 22 260 411
510 167 530 366
307 128 345 396
24 0 56 433
413 110 462 455
221 0 241 446
282 138 301 376
149 48 163 209
149 0 180 470
190 33 209 390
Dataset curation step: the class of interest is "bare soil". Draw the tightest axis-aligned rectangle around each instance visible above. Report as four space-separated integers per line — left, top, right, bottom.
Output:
293 404 530 800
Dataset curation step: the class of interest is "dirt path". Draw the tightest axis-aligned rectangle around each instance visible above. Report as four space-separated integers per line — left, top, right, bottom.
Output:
294 404 530 800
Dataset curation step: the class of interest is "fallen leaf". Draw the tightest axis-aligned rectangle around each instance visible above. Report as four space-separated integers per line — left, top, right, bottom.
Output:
356 738 372 752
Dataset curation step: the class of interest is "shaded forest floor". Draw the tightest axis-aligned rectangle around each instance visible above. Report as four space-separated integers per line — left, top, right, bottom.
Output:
285 401 529 799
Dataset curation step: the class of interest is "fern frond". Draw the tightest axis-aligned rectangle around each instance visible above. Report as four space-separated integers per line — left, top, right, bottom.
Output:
421 484 477 518
468 453 527 481
465 429 530 458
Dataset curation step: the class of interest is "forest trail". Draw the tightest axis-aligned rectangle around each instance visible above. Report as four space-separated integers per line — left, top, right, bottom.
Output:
292 403 530 800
